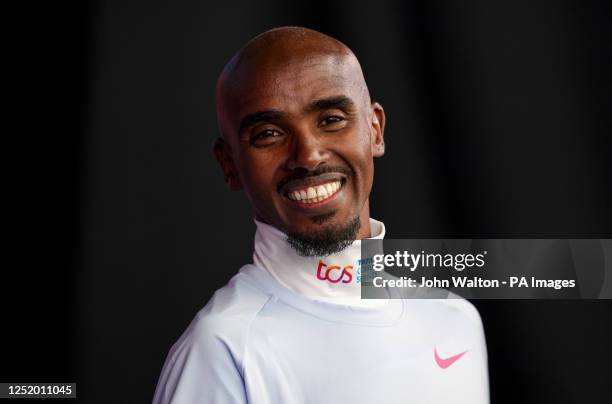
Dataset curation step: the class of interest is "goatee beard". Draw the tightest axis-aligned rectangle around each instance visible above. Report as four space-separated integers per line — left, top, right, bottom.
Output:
286 216 361 257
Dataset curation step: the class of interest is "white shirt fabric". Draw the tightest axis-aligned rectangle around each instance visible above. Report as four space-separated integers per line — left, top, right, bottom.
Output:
153 219 490 403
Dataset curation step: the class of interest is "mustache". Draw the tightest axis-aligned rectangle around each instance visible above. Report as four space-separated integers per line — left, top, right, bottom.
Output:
277 166 353 191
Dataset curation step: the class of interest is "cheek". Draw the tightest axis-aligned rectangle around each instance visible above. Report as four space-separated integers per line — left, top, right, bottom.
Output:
239 154 281 199
352 138 376 197
348 130 375 179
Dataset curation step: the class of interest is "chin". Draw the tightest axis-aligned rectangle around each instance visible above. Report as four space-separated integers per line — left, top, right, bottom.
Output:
298 211 359 232
285 214 362 257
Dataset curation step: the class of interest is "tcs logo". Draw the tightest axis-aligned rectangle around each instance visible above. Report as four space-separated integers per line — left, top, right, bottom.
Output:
316 260 354 284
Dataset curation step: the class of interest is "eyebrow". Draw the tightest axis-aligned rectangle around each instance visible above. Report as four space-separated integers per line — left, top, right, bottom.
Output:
305 95 355 113
239 110 284 133
238 95 356 133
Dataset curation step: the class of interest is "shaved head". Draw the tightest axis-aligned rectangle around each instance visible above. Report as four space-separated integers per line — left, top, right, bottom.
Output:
220 26 351 80
216 27 371 140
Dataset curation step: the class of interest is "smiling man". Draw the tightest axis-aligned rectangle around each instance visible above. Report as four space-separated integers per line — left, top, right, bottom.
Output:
153 27 489 403
214 27 382 258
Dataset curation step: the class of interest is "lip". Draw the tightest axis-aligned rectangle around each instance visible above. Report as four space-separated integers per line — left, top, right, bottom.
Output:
279 173 347 194
286 182 344 210
279 173 347 211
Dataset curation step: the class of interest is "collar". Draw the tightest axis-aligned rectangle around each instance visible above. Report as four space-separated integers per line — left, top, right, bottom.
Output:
252 218 389 307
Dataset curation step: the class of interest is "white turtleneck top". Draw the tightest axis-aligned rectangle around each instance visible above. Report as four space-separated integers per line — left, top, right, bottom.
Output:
153 219 490 404
253 217 389 307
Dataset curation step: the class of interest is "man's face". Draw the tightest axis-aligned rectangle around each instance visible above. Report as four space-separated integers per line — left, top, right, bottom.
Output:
216 54 384 243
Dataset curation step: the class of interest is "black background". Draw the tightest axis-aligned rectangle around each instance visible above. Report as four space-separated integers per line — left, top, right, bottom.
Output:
3 0 611 403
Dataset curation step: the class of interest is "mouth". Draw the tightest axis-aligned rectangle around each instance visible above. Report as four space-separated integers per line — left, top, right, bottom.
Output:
286 179 344 205
279 173 347 208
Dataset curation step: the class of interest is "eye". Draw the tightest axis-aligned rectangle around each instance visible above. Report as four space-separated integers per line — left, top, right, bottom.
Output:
250 128 285 147
319 114 348 131
320 116 345 126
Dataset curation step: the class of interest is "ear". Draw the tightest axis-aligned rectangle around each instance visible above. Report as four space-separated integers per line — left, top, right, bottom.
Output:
213 137 242 191
370 102 386 157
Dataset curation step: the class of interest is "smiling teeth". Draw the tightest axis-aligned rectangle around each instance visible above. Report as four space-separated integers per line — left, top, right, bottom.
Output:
287 181 342 204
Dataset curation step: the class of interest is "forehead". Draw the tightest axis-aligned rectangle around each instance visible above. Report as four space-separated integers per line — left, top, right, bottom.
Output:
222 55 365 129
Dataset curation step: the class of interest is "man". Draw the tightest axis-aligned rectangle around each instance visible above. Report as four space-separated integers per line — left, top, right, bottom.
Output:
153 27 489 403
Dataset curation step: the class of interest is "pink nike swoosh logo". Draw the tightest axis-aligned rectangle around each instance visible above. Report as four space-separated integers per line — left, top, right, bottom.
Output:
434 347 467 369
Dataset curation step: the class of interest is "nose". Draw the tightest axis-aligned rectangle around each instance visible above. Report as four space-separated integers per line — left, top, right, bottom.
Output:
285 130 328 172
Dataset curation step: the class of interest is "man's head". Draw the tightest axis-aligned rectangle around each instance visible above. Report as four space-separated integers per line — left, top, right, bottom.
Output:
214 27 385 256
